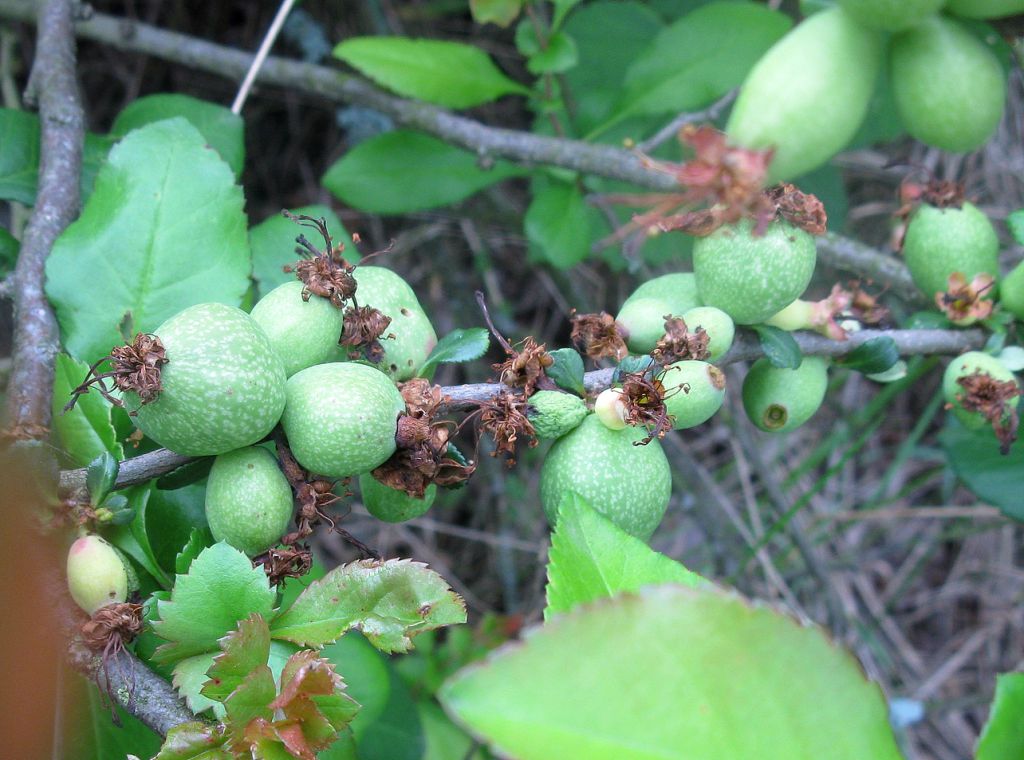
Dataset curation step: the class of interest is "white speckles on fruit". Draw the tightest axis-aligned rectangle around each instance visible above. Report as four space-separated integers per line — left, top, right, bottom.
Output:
281 362 406 478
251 281 344 377
125 303 287 456
902 203 999 302
681 306 734 360
205 446 294 556
742 357 829 433
540 414 671 540
615 274 702 354
527 391 589 439
67 535 128 615
360 473 436 523
660 360 726 429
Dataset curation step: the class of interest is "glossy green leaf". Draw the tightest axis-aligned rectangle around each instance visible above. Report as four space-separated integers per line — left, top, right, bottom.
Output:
145 482 209 574
0 226 18 275
418 327 490 378
552 0 584 29
613 354 656 383
939 410 1024 521
175 527 210 575
155 457 213 491
322 130 525 214
45 118 250 363
977 673 1024 760
470 0 522 27
85 451 119 506
0 108 111 205
153 722 231 759
153 542 276 664
525 178 596 269
334 37 529 108
515 24 579 74
51 354 123 466
108 486 171 588
836 337 899 374
270 558 466 652
112 95 244 177
250 205 354 299
223 666 276 735
607 2 791 127
546 348 585 396
419 700 487 760
441 585 902 760
545 494 704 618
1007 209 1024 247
752 324 803 369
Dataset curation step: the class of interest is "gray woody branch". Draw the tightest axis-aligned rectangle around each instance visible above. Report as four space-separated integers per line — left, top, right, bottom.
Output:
0 0 920 297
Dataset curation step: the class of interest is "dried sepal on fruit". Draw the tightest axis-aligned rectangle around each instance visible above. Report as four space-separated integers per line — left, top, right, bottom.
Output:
283 211 359 309
936 273 996 325
651 316 710 365
570 310 628 362
339 303 394 363
615 368 675 445
477 291 554 395
475 391 538 465
954 372 1020 454
64 332 168 411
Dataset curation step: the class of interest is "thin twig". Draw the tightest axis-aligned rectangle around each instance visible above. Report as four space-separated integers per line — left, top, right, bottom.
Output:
637 88 738 153
230 0 297 114
4 0 82 440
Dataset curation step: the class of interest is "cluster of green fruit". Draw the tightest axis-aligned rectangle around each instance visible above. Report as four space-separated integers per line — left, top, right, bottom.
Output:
727 1 1015 181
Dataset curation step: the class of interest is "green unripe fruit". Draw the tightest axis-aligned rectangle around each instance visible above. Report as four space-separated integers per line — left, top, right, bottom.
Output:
205 446 294 556
1000 261 1024 321
727 7 883 181
660 361 726 430
890 17 1005 153
616 274 702 354
125 303 287 456
378 305 438 381
352 266 420 311
526 391 589 439
67 535 128 615
836 0 944 31
250 281 344 377
945 0 1024 19
902 203 999 300
282 362 405 478
360 474 436 523
681 306 735 360
540 414 671 541
942 351 1020 430
693 218 817 325
742 357 829 433
594 389 627 430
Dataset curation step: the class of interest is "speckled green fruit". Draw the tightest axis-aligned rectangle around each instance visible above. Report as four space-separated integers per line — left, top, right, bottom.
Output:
250 281 344 377
616 274 702 354
727 7 883 181
1000 261 1024 320
902 203 999 300
540 414 671 541
942 351 1020 430
945 0 1024 19
205 446 293 556
281 362 405 478
660 361 727 429
837 0 944 30
693 218 817 325
890 17 1006 153
681 306 735 360
124 303 287 456
67 535 128 615
360 473 436 523
353 266 420 310
527 391 589 439
742 357 829 433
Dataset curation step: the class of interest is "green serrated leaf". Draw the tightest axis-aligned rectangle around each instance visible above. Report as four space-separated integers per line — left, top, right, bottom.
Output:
202 613 273 703
545 493 705 619
175 527 212 575
939 407 1024 521
153 542 276 664
153 721 231 760
418 327 491 379
525 177 596 269
250 205 355 299
752 324 803 369
545 348 585 395
86 451 119 505
111 94 245 178
322 130 526 214
224 666 277 736
51 354 123 466
440 585 902 760
1007 210 1024 247
172 653 224 716
836 336 899 374
45 118 250 363
334 37 530 108
270 558 466 652
977 672 1024 760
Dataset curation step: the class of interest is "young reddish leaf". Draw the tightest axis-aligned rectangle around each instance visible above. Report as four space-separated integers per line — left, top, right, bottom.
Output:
224 666 276 741
272 650 360 751
153 721 231 759
202 613 272 703
270 558 466 652
152 543 276 664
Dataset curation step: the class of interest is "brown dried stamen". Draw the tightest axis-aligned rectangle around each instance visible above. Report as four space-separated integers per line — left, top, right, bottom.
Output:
63 333 168 413
476 392 538 466
570 310 628 362
618 370 674 445
476 291 555 396
80 601 144 723
763 183 827 236
282 211 359 309
955 372 1021 454
253 545 314 587
651 316 710 365
846 281 890 327
340 304 393 363
897 179 965 218
936 273 995 325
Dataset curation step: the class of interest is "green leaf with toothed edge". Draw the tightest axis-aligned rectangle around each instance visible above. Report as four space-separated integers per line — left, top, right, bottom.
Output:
752 324 803 369
269 558 467 652
153 722 231 759
440 585 903 760
977 672 1024 760
544 493 705 619
417 327 490 379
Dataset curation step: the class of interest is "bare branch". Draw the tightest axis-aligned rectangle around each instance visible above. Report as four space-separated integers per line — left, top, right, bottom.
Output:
4 0 83 440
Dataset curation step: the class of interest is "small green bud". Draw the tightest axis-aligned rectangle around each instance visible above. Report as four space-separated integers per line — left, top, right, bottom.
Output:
527 391 588 439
